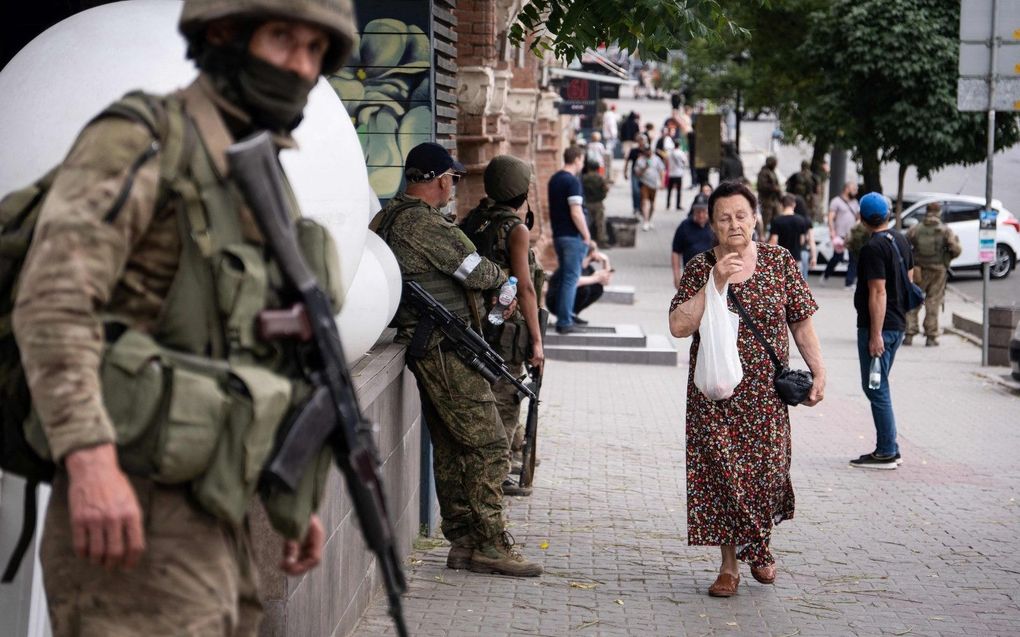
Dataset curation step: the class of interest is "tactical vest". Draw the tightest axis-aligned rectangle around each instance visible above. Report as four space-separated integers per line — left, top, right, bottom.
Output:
913 222 947 267
375 197 483 334
460 201 544 365
19 90 339 541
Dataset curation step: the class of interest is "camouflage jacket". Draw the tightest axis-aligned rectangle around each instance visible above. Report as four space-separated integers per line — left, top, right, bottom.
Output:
11 75 294 462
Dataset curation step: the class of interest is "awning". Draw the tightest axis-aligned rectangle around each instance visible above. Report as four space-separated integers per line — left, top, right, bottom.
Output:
546 67 637 86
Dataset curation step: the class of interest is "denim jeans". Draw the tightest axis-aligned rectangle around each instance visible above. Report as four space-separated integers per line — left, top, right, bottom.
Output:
553 235 587 328
630 174 642 213
823 249 844 279
799 251 810 280
846 253 858 287
857 328 904 456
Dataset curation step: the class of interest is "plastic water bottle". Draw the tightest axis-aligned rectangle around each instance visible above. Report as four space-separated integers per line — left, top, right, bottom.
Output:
488 276 518 326
868 356 882 390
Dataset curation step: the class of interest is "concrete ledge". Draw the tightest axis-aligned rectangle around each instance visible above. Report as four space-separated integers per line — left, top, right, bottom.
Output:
545 324 646 348
951 311 983 340
601 285 635 305
546 333 678 366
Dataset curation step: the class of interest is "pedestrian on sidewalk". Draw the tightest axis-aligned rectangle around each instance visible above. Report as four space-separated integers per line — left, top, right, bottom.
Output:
376 143 543 576
582 159 609 245
546 247 612 325
850 193 911 470
769 194 816 280
624 139 645 217
549 146 595 335
665 140 688 210
823 181 860 287
668 180 826 598
904 202 961 346
671 203 714 289
619 111 640 162
635 146 666 231
755 156 783 230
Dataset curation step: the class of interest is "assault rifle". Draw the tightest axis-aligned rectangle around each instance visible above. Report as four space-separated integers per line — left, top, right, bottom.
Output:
226 132 408 637
518 308 549 489
402 281 535 402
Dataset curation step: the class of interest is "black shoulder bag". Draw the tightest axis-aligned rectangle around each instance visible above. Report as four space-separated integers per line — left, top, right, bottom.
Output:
727 288 814 406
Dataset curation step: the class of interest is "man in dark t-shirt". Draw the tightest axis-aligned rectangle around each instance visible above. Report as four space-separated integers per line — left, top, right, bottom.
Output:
850 193 913 471
670 203 714 288
548 146 594 334
768 194 815 278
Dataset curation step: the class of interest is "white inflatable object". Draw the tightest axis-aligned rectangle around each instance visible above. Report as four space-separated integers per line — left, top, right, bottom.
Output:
336 232 402 360
0 0 392 359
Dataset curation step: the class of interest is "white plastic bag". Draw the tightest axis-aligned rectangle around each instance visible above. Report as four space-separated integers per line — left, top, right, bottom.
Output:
693 273 743 401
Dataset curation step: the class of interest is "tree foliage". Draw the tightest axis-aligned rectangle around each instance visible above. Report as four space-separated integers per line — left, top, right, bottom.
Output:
797 0 1019 193
509 0 751 62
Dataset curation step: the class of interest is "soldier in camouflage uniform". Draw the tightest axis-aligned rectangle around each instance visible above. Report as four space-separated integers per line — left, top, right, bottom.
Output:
905 202 962 346
756 156 783 231
11 1 356 633
372 143 543 577
460 155 546 497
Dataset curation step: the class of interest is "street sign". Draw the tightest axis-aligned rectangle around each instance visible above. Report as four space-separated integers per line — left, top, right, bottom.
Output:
557 78 597 116
979 208 998 262
957 0 1020 111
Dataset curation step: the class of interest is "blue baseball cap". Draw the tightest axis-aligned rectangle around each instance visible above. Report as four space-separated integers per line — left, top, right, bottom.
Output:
859 192 890 225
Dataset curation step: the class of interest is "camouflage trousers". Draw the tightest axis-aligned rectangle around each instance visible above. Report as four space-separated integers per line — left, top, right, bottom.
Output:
587 202 608 246
760 197 782 230
409 346 509 547
41 473 261 637
907 265 947 338
492 361 526 454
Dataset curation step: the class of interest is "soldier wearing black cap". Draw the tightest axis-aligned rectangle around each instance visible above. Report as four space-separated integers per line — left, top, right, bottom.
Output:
372 143 544 577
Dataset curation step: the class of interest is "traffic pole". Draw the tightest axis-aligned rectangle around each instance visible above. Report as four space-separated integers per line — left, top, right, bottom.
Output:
982 0 997 366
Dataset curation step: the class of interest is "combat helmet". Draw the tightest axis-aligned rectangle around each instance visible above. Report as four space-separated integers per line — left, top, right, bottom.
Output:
484 155 532 203
178 0 357 74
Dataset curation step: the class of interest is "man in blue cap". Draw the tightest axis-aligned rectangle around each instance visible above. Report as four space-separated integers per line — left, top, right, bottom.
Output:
372 142 544 577
850 193 913 470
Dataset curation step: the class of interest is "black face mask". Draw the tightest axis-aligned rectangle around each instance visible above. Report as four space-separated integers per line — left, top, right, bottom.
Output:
196 41 315 133
236 54 316 132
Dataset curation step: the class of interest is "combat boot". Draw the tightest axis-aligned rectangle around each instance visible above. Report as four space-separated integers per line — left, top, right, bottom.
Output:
469 532 543 577
447 537 474 570
926 336 939 347
501 477 532 497
903 335 913 346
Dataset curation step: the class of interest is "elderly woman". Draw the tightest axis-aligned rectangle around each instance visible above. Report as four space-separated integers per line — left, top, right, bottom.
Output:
668 180 826 597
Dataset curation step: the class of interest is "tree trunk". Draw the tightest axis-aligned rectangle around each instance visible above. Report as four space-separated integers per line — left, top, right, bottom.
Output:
810 138 829 175
860 147 882 195
895 163 908 228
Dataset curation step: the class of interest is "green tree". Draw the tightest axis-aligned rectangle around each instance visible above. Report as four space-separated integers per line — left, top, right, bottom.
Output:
798 0 1020 219
509 0 750 62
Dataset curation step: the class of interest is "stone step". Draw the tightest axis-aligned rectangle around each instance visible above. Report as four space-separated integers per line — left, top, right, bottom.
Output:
545 333 678 366
601 285 635 305
545 323 646 348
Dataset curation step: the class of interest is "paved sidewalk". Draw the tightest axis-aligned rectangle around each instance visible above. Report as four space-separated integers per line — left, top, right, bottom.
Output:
356 111 1020 636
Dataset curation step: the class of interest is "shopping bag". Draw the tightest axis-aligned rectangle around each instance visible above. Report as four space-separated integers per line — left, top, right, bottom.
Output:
693 275 743 401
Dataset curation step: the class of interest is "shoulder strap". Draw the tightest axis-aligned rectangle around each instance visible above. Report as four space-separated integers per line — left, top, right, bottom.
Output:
727 287 783 373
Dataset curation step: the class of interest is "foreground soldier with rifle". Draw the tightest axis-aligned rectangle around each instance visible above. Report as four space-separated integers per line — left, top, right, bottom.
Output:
459 155 547 496
2 1 408 633
373 142 544 577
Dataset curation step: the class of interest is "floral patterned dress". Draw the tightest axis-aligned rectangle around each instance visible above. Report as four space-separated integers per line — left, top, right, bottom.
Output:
669 243 818 566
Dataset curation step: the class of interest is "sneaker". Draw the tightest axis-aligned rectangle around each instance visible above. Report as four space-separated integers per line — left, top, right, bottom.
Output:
903 335 914 346
641 222 650 231
469 532 543 577
893 452 903 465
926 336 939 347
572 314 589 326
501 478 532 497
555 324 580 335
849 452 898 470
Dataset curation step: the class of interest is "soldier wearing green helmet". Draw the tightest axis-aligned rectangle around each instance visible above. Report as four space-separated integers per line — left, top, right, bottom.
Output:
461 155 546 497
10 0 355 633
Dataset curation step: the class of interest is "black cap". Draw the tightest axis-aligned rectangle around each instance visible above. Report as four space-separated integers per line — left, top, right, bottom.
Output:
404 142 466 182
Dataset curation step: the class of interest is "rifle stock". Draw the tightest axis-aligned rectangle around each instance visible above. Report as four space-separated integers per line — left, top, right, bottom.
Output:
226 132 408 637
518 308 549 489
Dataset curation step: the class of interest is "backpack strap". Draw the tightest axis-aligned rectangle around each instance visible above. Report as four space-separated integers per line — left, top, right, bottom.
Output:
1 479 39 583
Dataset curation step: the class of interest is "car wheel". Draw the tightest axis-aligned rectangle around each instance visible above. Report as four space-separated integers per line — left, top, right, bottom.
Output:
990 243 1015 279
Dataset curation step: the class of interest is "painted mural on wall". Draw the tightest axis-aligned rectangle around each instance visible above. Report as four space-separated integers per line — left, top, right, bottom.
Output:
330 1 433 200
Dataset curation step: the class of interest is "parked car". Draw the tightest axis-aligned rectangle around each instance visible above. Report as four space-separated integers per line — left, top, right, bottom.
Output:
811 193 1020 279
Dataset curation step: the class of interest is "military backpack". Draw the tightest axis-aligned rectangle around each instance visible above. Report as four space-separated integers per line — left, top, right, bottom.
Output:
913 223 947 266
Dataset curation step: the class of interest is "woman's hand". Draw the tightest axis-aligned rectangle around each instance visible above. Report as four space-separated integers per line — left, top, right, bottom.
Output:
801 374 825 406
712 252 743 292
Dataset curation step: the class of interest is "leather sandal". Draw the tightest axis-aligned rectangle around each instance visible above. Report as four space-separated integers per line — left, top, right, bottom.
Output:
708 572 740 597
750 564 776 584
